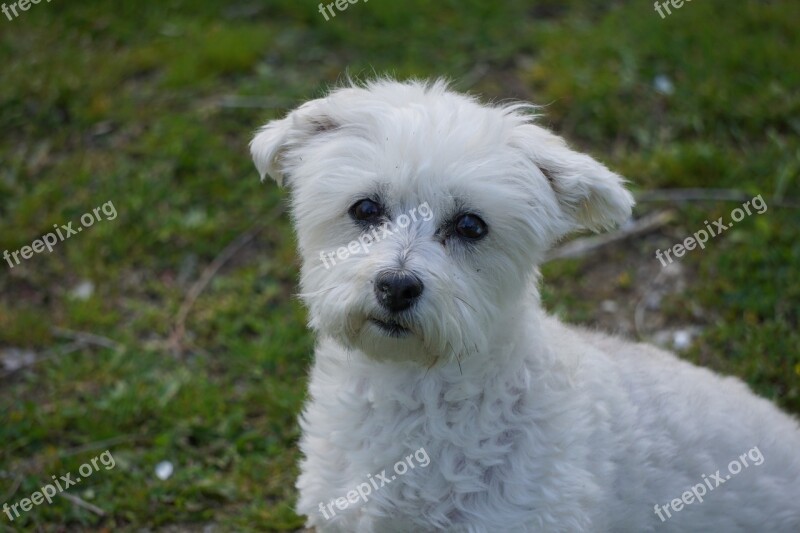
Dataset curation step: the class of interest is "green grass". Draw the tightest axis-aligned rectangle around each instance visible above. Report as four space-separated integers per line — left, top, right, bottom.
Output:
1 0 798 530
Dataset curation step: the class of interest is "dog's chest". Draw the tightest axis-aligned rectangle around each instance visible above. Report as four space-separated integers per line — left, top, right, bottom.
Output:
299 354 608 530
318 372 530 502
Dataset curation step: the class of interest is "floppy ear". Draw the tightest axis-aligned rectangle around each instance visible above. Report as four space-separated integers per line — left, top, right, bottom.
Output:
513 124 635 233
250 99 337 186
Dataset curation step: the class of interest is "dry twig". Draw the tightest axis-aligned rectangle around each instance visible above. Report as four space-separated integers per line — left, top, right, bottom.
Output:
168 205 285 356
51 328 122 351
545 210 675 263
635 188 800 209
59 492 106 517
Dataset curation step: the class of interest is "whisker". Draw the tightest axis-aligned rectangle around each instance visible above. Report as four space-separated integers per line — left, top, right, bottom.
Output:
454 295 477 313
424 355 439 377
294 285 342 298
447 341 464 376
344 312 358 339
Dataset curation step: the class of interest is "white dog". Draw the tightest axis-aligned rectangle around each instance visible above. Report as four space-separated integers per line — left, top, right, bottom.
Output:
250 79 800 532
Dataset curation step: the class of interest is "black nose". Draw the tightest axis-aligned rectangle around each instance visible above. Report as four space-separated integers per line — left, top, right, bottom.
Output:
374 271 424 313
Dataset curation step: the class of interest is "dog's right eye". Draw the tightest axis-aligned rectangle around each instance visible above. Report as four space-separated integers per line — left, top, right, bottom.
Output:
455 213 488 241
349 199 382 223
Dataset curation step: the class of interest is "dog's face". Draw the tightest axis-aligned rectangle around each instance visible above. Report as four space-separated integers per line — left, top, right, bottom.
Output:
251 80 633 364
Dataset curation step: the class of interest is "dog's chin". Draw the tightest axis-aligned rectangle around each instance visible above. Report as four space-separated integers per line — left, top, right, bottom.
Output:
366 317 414 338
346 315 435 364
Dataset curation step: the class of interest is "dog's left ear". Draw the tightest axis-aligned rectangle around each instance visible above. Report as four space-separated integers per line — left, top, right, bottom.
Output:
250 99 337 186
512 124 635 233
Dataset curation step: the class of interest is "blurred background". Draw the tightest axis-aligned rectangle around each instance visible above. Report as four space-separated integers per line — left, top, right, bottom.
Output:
0 0 798 530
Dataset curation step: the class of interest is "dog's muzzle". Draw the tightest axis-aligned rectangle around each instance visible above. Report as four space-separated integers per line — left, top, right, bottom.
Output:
373 270 424 313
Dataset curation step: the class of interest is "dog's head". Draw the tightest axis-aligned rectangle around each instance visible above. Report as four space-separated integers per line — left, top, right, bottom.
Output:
251 79 633 364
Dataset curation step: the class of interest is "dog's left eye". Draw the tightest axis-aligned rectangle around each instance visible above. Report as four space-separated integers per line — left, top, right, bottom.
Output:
349 199 383 223
455 214 488 240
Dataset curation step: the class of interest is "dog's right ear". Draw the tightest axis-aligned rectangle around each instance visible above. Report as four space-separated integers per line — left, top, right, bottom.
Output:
250 100 337 186
511 123 634 234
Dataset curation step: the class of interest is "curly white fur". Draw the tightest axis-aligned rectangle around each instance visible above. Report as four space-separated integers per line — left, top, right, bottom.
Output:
250 79 800 532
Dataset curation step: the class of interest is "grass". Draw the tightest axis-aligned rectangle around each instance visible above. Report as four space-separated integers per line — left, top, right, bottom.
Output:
0 0 798 530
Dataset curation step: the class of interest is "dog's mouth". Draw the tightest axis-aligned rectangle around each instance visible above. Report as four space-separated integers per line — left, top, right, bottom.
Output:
368 317 413 338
